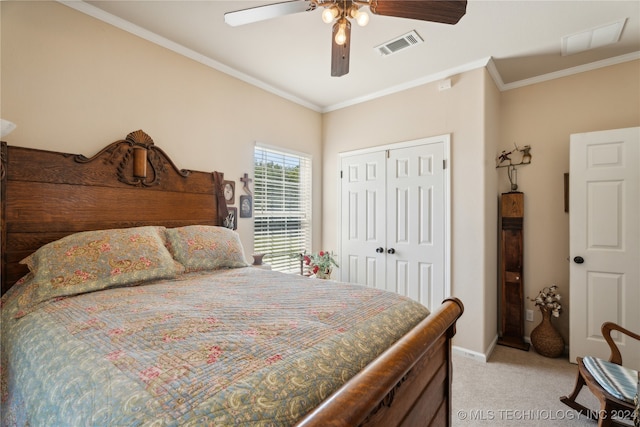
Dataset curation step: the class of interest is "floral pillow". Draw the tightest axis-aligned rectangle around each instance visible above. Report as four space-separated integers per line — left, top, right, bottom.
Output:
16 226 184 316
165 225 249 272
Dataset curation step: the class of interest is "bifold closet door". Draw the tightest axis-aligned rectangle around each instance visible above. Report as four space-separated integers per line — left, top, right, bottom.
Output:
340 151 387 289
386 144 445 310
340 141 446 310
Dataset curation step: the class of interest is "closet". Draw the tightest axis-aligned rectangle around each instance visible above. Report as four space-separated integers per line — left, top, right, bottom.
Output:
338 135 449 311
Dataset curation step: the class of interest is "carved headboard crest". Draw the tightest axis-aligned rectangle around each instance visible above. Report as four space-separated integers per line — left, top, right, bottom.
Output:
73 129 190 187
1 130 223 294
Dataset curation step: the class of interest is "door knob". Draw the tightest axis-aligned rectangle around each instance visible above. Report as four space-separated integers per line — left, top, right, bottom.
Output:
387 248 396 254
375 247 384 253
573 256 585 264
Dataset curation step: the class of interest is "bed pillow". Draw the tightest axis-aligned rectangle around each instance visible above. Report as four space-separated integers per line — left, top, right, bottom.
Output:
17 226 184 314
165 225 249 272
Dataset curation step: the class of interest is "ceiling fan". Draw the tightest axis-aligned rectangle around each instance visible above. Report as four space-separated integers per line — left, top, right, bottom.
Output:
224 0 467 77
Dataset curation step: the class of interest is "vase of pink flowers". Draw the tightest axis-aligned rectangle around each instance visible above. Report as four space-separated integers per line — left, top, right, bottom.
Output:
300 250 339 279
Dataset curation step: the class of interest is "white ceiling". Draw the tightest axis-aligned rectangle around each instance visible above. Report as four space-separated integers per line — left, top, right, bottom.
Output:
68 1 640 112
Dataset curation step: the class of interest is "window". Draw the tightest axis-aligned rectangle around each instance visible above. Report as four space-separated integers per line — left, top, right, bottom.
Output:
254 144 312 273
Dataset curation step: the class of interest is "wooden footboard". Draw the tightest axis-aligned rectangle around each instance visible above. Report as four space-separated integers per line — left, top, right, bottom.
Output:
296 297 464 427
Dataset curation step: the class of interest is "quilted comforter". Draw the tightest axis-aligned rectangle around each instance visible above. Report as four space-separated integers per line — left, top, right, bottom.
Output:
1 267 429 426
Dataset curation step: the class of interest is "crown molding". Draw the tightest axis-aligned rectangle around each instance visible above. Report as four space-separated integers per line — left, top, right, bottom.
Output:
487 52 640 92
58 0 323 113
58 1 640 113
322 57 492 113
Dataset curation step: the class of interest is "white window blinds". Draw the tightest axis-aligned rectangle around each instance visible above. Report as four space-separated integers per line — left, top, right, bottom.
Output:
254 144 312 273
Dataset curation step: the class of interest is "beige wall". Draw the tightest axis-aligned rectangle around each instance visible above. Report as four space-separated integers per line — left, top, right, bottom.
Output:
322 68 497 356
3 1 639 358
500 60 640 343
0 1 323 259
483 70 501 353
323 60 639 356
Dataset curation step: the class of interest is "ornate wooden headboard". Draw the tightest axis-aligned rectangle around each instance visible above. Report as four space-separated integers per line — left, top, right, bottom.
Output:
1 130 226 294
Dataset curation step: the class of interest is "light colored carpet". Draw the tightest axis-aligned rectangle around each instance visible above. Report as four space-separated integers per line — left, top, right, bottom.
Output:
451 344 615 426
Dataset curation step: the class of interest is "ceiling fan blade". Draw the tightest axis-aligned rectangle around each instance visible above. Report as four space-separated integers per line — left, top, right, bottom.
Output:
369 0 467 25
224 1 315 27
331 20 351 77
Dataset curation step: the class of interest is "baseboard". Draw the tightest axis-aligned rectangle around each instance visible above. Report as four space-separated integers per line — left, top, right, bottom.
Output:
454 335 570 361
485 334 498 358
452 346 487 362
453 335 498 363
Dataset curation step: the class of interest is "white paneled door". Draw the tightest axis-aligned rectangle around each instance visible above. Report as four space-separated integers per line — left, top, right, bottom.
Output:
340 150 387 290
340 136 449 311
569 127 639 370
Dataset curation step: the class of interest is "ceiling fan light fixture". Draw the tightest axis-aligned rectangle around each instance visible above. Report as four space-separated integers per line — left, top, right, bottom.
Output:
322 6 339 23
225 0 467 77
352 8 369 26
335 18 348 45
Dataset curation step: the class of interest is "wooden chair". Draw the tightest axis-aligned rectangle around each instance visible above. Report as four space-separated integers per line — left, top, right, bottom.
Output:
560 322 640 427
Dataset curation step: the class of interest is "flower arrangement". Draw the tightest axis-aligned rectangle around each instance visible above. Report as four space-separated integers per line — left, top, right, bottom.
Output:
300 250 339 278
530 284 562 318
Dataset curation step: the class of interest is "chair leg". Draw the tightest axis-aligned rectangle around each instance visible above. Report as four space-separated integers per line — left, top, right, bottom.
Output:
560 369 598 420
598 402 614 427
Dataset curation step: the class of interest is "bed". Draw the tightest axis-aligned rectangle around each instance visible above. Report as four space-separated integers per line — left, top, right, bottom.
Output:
0 130 464 426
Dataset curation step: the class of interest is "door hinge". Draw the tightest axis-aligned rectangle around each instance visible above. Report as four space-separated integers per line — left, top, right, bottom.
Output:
443 159 447 169
340 170 343 178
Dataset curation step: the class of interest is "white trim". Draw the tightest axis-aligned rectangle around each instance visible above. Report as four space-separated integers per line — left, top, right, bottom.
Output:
322 58 492 113
60 1 640 111
453 345 488 363
57 0 322 113
443 137 451 301
253 145 313 273
62 0 487 113
337 134 448 157
452 334 498 363
488 52 640 92
485 58 505 90
337 134 452 305
255 141 312 161
485 334 498 360
335 153 344 280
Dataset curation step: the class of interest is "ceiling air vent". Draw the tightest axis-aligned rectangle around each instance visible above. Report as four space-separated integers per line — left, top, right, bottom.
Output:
561 19 626 56
375 30 424 56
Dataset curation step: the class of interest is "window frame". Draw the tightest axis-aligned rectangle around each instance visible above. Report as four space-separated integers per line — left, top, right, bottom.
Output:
253 143 312 273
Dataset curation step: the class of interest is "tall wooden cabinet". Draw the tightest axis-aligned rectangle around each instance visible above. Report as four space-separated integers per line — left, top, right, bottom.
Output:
497 192 529 350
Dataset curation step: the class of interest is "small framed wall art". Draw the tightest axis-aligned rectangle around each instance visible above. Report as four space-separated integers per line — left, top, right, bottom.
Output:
239 195 252 218
223 180 235 205
224 207 237 230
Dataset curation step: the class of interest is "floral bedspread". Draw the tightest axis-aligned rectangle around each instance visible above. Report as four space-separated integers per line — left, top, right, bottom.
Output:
1 267 429 426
